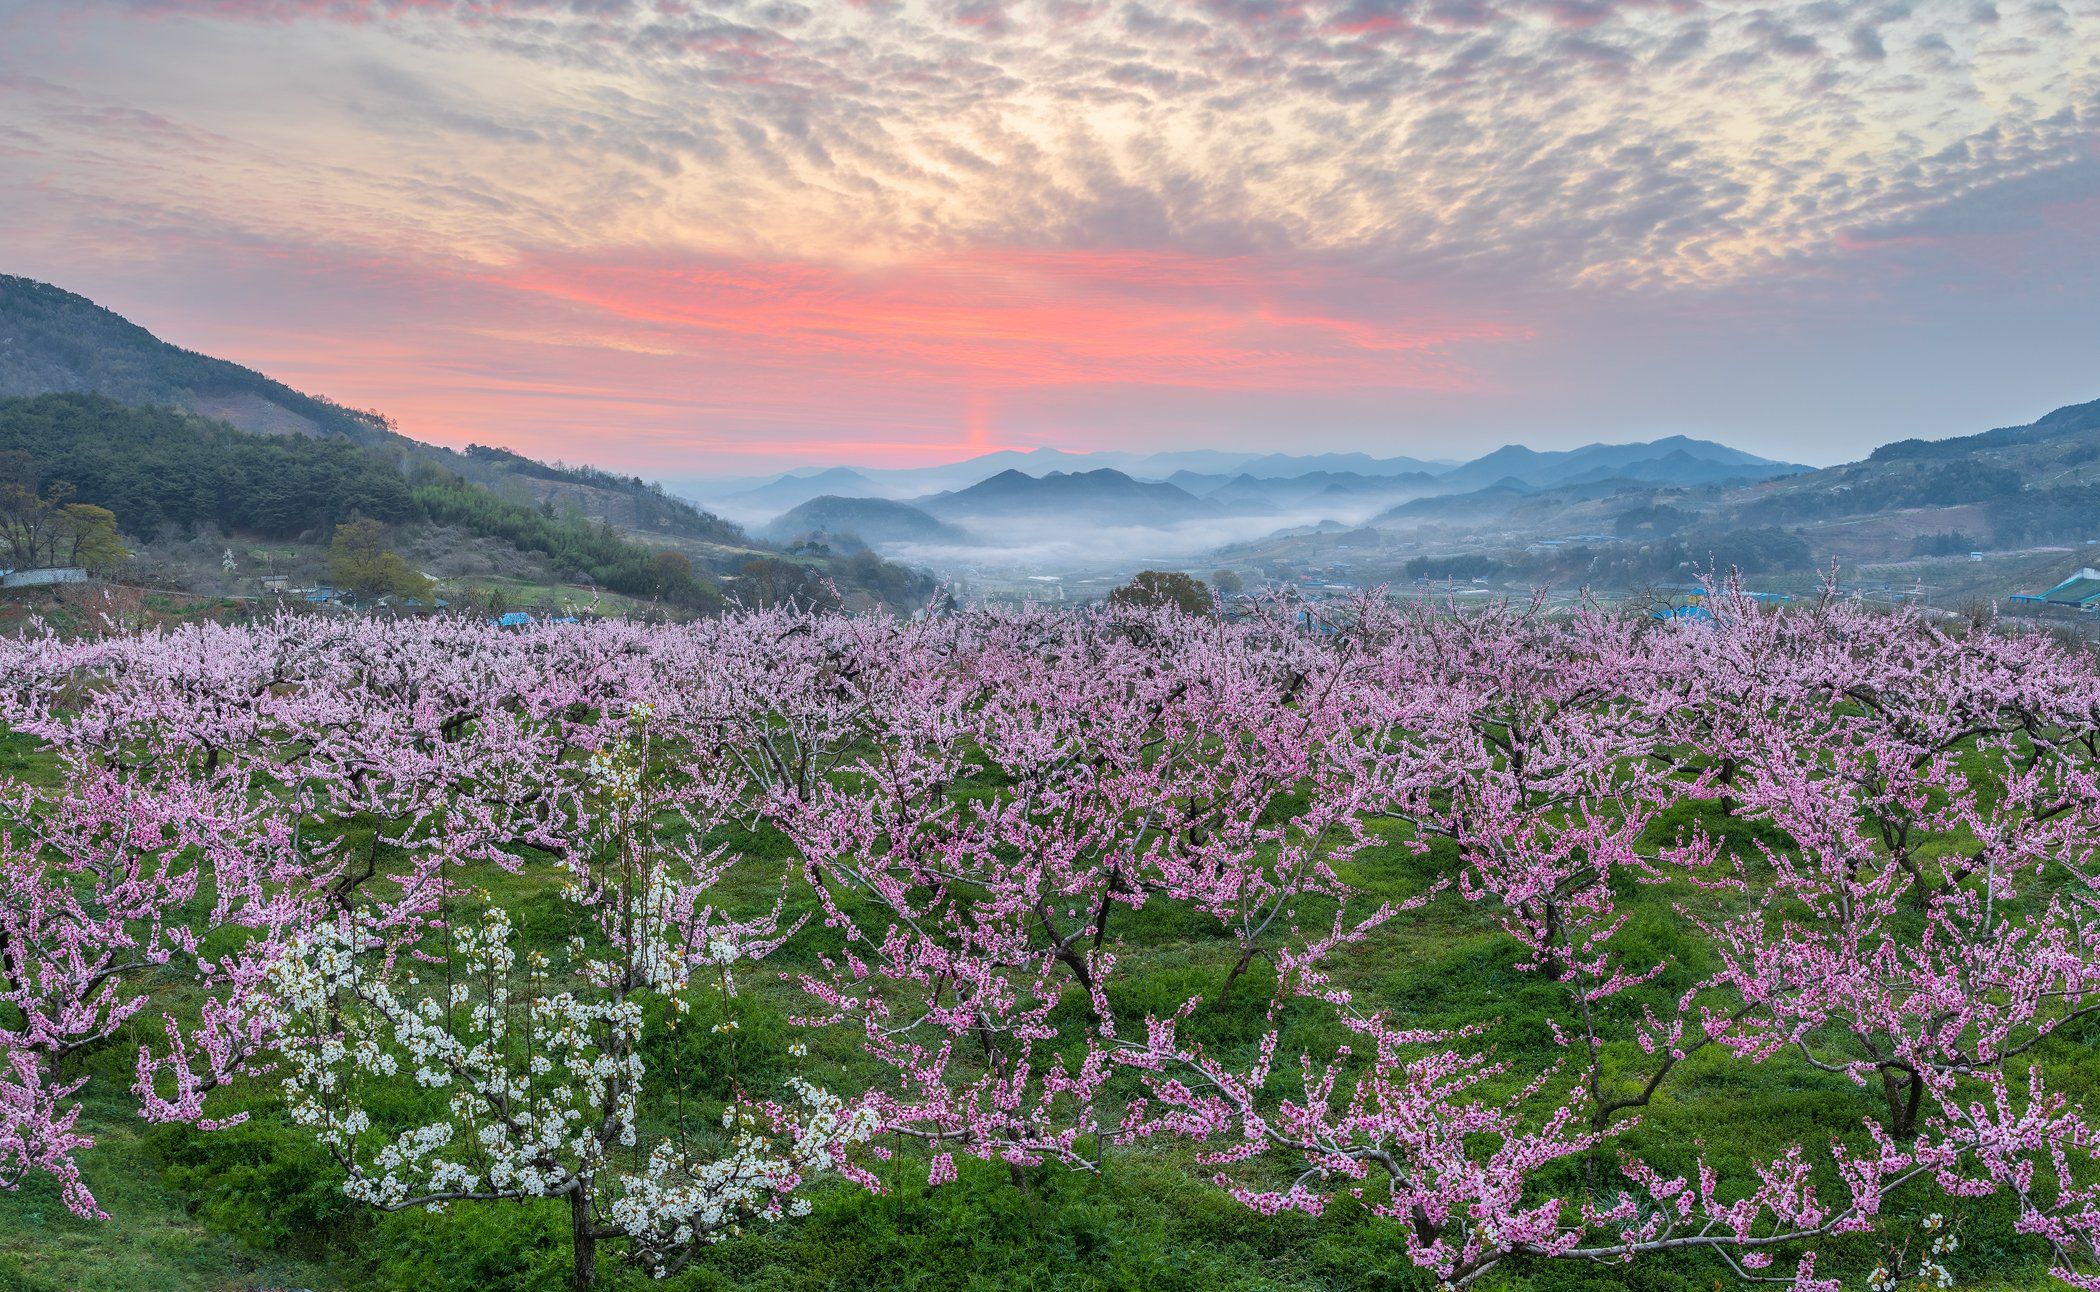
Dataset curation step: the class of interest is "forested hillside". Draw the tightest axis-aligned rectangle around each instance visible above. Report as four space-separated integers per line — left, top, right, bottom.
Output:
0 278 936 614
1731 397 2100 543
0 394 727 609
0 276 743 544
1 395 418 532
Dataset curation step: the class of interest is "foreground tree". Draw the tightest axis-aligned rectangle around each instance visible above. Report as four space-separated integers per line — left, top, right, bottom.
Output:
266 703 874 1289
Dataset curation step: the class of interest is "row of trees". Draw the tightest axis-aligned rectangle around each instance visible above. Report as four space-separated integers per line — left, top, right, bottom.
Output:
0 588 2097 1289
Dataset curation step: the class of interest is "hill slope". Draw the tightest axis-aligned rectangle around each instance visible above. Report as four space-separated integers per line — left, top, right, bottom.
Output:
0 277 936 613
762 496 963 546
0 393 729 610
919 468 1214 525
0 275 743 546
1726 396 2100 545
0 274 394 442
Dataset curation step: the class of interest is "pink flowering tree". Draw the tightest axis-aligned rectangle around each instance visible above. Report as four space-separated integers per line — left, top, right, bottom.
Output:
0 595 2095 1290
0 755 332 1217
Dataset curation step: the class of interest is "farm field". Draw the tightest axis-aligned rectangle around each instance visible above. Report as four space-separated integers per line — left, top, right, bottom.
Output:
1 592 2096 1292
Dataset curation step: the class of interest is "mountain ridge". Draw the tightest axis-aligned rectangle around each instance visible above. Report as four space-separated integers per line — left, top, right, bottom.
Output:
762 495 963 547
695 432 1807 525
916 467 1216 526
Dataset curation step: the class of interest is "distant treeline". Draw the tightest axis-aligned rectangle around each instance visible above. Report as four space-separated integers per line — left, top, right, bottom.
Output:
458 443 744 544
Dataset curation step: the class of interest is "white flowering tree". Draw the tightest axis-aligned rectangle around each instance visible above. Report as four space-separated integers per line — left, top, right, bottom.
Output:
266 705 875 1291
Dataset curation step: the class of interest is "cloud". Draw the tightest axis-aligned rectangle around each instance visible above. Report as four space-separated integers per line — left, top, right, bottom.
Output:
488 247 1525 390
17 0 2083 283
0 0 2093 469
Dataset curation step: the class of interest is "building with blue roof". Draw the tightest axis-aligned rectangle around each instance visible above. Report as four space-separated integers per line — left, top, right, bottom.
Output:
1650 605 1716 623
2036 568 2100 610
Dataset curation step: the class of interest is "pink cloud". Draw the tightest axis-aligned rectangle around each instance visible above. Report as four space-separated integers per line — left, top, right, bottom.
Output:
489 248 1523 394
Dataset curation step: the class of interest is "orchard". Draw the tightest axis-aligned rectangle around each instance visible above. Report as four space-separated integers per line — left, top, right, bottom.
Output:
1 586 2097 1291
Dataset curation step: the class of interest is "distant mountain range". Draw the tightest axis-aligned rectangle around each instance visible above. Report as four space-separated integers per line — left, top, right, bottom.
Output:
693 446 1460 518
744 400 2100 583
1256 395 2100 589
704 431 1808 537
728 431 1811 561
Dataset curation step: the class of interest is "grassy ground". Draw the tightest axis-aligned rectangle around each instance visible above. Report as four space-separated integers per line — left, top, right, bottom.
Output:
0 735 2088 1291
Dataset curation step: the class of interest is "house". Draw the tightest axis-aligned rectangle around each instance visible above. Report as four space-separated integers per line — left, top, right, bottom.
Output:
258 575 291 595
2041 568 2100 610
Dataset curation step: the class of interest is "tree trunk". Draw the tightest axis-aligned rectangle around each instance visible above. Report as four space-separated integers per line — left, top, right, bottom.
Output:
1880 1064 1922 1140
569 1186 598 1292
1540 900 1565 981
1219 944 1258 1004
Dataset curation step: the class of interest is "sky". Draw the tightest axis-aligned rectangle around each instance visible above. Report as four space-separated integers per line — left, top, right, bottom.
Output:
2 0 2097 475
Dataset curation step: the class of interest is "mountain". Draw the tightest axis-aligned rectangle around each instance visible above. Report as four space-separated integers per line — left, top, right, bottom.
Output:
1431 436 1804 493
1417 445 1550 493
724 467 882 516
1722 396 2100 548
918 468 1215 526
0 276 935 612
1370 480 1535 524
763 496 963 547
1165 470 1232 494
0 275 744 546
1867 397 2100 463
1559 448 1810 489
1 274 394 443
